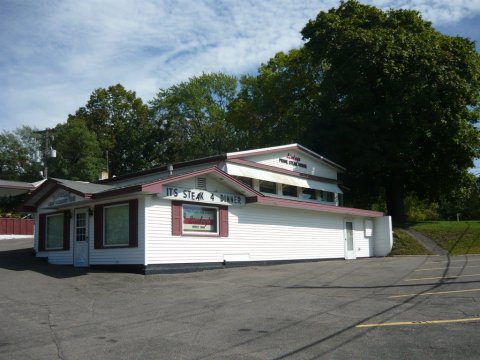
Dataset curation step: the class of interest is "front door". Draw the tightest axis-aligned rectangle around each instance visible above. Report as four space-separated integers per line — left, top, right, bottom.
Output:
74 208 89 267
344 220 356 260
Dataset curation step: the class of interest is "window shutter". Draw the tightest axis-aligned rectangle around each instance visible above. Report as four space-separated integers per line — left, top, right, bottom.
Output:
172 201 182 235
219 206 229 237
38 214 46 251
94 205 104 249
129 199 138 247
63 210 70 250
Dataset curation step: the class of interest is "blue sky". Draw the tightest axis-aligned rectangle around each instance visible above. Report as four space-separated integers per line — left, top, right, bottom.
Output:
1 0 479 136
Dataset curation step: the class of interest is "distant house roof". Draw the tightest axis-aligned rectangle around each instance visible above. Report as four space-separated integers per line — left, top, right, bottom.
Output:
0 179 45 197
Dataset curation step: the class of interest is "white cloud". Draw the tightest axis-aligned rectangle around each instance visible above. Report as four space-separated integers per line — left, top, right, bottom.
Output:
1 0 479 131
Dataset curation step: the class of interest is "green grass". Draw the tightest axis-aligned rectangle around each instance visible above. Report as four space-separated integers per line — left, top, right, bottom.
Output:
411 221 480 255
390 229 431 256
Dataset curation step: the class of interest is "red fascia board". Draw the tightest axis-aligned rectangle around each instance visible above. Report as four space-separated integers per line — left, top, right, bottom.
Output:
256 196 384 217
228 158 340 184
141 166 264 197
25 180 89 209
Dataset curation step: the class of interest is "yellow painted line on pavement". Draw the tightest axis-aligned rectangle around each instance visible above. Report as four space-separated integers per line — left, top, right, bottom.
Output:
356 317 480 328
414 265 480 271
425 259 480 264
388 288 480 298
404 273 480 281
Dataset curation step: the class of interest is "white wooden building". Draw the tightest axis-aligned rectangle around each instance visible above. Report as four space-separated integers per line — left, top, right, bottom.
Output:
24 144 392 273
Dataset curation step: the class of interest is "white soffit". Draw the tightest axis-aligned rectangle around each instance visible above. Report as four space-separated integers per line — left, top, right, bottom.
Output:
226 163 343 194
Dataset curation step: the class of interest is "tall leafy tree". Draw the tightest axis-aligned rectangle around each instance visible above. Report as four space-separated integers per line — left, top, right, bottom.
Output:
150 73 239 162
229 49 323 149
301 0 480 223
0 126 42 182
49 118 105 182
72 84 154 176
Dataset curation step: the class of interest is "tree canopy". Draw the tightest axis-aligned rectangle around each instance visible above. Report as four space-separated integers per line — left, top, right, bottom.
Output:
301 0 480 223
71 84 154 176
150 73 239 162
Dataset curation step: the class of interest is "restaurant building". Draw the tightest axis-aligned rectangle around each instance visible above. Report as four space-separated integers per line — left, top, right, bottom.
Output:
24 144 392 273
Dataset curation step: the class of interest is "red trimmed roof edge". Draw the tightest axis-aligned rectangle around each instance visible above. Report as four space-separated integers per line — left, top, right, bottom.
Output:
255 196 384 217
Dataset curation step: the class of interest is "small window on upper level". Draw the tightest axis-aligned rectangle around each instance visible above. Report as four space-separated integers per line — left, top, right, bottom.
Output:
301 188 317 200
282 184 297 197
259 180 277 194
236 176 253 188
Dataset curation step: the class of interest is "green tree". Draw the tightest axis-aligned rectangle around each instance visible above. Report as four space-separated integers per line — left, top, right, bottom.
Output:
230 49 322 149
0 126 42 182
150 73 239 162
301 0 480 224
72 84 154 176
49 118 105 182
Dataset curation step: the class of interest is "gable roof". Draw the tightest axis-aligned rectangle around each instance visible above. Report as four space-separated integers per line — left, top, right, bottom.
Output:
227 143 346 172
23 166 262 211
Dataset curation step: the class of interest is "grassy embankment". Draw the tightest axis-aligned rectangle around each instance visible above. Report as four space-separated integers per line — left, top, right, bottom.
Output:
411 221 480 255
390 229 431 256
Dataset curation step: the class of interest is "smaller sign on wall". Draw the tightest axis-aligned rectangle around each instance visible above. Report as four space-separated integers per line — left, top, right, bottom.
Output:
279 152 307 169
48 190 76 207
163 187 246 206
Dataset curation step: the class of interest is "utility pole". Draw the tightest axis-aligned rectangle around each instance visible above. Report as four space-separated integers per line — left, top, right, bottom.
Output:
35 128 56 179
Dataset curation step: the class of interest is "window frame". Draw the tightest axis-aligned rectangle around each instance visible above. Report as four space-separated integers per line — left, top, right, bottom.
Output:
103 203 130 247
259 180 277 194
181 204 219 236
45 213 65 250
94 199 138 249
172 201 228 237
38 210 70 252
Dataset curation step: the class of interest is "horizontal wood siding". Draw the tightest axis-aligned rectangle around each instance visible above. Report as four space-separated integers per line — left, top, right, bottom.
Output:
146 197 346 265
89 197 145 265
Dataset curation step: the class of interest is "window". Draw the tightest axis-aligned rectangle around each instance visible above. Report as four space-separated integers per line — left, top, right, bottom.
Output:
235 176 253 188
46 213 64 249
94 199 138 249
104 204 129 246
38 210 70 252
301 188 317 200
172 202 228 237
182 204 218 234
319 190 335 202
75 212 87 241
282 184 297 197
259 180 277 194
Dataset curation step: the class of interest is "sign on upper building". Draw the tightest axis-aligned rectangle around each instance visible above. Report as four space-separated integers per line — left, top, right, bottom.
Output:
226 143 344 180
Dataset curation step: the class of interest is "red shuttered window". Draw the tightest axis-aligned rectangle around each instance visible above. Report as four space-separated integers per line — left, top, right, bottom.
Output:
171 202 229 237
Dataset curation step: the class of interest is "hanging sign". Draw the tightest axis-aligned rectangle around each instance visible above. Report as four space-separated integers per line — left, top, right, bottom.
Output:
163 187 245 206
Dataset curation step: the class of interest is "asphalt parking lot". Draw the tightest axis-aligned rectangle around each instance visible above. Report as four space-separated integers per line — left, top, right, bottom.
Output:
1 238 480 360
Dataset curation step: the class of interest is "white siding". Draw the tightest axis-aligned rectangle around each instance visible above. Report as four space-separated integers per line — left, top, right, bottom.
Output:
89 196 146 265
245 151 338 179
353 217 373 258
145 196 349 265
373 216 393 256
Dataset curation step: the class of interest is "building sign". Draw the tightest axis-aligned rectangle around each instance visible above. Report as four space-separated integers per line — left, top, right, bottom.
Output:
183 205 217 233
279 153 307 169
163 187 245 206
48 190 76 207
